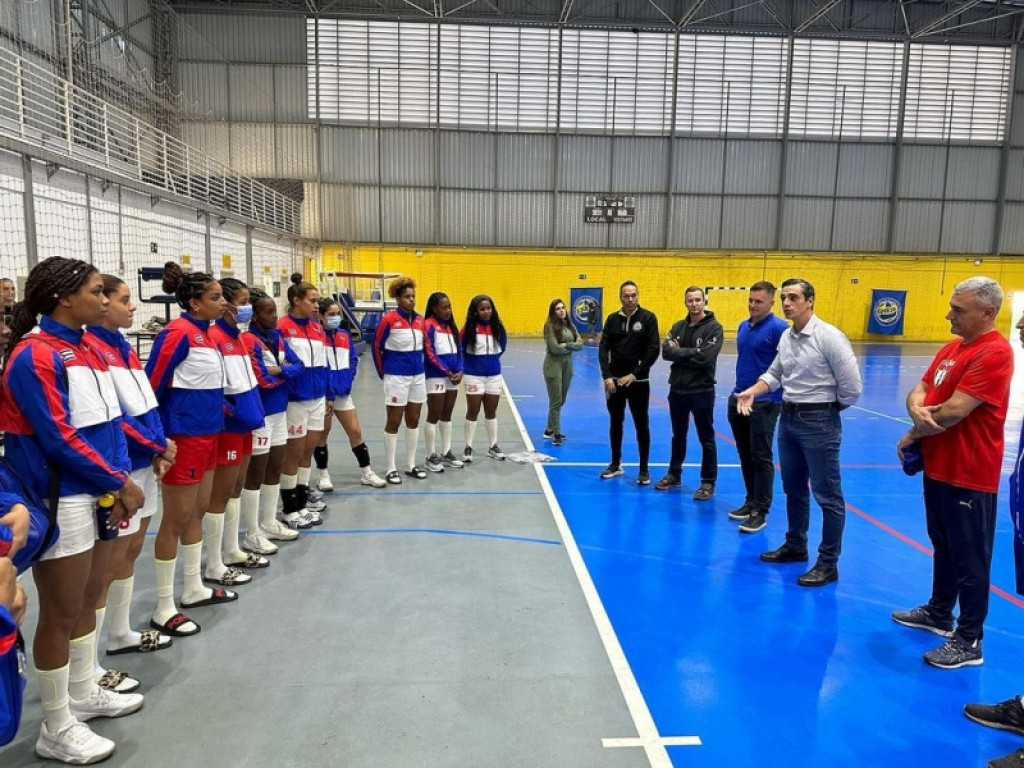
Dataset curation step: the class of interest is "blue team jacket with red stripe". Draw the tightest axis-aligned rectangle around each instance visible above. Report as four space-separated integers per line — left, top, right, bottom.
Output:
210 319 265 433
461 322 506 377
373 308 425 378
243 326 302 416
145 313 225 437
0 316 131 499
277 315 327 402
423 317 462 379
325 327 357 399
86 326 167 472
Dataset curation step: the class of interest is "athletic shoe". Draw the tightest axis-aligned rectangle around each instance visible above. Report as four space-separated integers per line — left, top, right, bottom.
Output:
654 473 680 490
964 697 1024 737
304 507 323 526
306 498 326 513
552 434 563 446
306 487 324 504
69 686 144 722
425 454 445 473
924 635 983 669
282 512 314 530
636 471 651 486
318 469 334 492
261 519 299 541
891 605 954 638
739 511 767 533
361 469 387 488
463 446 474 464
385 470 402 485
599 464 624 479
442 451 464 469
488 444 506 460
728 503 753 520
543 428 554 439
36 720 115 764
988 749 1024 768
243 531 279 555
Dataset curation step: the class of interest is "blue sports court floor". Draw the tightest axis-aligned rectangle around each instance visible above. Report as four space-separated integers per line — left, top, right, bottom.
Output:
502 338 1024 768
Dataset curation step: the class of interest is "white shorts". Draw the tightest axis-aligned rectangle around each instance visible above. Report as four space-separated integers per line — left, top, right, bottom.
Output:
384 374 426 407
426 377 458 394
39 494 96 561
333 394 356 412
120 467 159 536
464 374 503 397
253 411 288 455
286 398 327 439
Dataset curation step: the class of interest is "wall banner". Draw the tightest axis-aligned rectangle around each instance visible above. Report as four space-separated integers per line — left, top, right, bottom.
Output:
570 288 603 336
868 289 906 335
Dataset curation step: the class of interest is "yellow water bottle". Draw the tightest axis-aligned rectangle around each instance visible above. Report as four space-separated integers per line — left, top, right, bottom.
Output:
96 493 119 540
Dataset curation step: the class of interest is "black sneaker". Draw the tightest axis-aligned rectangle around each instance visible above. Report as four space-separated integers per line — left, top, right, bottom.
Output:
728 503 753 520
543 429 554 439
654 473 681 490
600 464 624 479
924 635 983 669
988 748 1024 768
636 471 651 486
965 697 1024 736
891 605 954 638
759 544 809 563
738 511 767 533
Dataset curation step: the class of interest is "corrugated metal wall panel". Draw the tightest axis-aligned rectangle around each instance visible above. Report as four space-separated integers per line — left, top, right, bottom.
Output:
382 188 434 243
441 133 495 189
724 141 780 195
836 144 893 198
322 185 380 242
275 124 317 180
559 136 612 192
898 146 946 199
229 124 276 176
945 148 1000 200
999 202 1024 253
613 138 669 193
785 142 838 197
3 1 54 54
228 65 275 122
668 196 721 249
673 139 724 194
495 193 552 247
441 190 495 246
1009 96 1024 146
720 197 777 249
780 197 833 250
321 127 378 184
893 200 942 252
496 135 555 191
1005 149 1024 200
555 193 607 248
302 182 321 240
178 13 307 64
610 195 666 248
179 63 228 118
180 122 231 166
940 202 995 253
831 200 889 252
274 66 309 123
381 130 435 187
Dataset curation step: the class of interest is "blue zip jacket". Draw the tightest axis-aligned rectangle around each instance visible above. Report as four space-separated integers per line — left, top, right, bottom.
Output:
461 321 506 377
211 319 265 433
244 326 303 416
278 314 328 402
325 327 358 399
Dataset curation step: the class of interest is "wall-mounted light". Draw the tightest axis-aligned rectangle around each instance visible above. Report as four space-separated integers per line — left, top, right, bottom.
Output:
415 249 424 257
974 258 983 266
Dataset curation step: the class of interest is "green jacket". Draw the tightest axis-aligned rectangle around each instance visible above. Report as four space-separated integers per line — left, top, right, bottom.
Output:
543 324 584 377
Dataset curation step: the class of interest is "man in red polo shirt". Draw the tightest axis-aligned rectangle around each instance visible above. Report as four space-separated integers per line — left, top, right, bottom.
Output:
893 276 1013 669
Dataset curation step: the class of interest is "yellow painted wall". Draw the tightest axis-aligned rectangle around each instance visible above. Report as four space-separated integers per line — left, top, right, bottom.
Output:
319 245 1024 342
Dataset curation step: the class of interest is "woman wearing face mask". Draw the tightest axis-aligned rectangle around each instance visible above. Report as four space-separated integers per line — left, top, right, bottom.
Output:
422 292 464 471
314 298 386 491
542 298 583 446
205 278 267 585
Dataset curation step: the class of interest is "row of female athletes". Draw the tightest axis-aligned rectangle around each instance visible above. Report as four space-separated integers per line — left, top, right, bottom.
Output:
0 257 509 765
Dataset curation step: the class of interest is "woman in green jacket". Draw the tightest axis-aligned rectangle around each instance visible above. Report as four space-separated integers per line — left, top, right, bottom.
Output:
542 298 584 446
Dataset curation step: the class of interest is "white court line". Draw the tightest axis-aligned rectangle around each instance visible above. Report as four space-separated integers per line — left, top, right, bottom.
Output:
603 737 703 748
502 382 701 768
849 405 912 424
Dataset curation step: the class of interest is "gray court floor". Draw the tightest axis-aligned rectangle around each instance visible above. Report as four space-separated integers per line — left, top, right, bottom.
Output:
0 356 647 768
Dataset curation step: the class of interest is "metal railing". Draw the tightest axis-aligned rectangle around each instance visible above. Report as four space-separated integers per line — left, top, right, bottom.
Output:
0 45 300 235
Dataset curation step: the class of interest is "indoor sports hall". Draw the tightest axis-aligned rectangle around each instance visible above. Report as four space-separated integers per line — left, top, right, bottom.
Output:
2 1 1024 767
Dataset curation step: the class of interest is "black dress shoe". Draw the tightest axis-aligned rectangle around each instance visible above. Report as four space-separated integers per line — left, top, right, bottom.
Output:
759 544 809 563
797 563 839 587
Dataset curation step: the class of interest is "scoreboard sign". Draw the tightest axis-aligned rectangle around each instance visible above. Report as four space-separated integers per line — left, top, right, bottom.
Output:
584 195 635 224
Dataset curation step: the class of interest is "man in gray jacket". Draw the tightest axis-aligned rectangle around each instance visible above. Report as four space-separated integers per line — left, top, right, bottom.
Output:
656 286 724 500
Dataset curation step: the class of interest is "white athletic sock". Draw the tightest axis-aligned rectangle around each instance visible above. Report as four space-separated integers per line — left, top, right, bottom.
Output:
384 431 398 473
36 664 73 733
153 556 178 624
280 473 297 491
203 513 226 579
464 419 478 450
240 489 260 536
297 465 311 487
68 631 97 701
222 498 244 559
405 426 420 471
485 418 499 448
182 541 208 602
424 422 437 457
92 608 107 679
439 420 453 455
259 483 280 527
105 576 137 648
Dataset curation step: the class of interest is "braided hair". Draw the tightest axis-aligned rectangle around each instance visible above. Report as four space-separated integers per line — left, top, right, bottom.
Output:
8 256 97 349
162 261 216 313
219 277 249 306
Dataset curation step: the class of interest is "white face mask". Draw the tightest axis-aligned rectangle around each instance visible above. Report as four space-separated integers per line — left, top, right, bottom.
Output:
324 315 342 331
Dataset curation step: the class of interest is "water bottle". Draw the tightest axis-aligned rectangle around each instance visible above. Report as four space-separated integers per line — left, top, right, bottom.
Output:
95 493 119 541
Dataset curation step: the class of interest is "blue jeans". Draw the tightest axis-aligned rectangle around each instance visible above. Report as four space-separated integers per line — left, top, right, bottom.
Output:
777 407 846 566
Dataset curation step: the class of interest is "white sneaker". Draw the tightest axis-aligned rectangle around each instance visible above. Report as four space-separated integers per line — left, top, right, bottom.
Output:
69 686 144 722
304 507 323 525
318 469 334 492
306 487 324 503
361 469 387 488
282 512 314 530
243 530 279 555
306 498 326 513
36 719 115 764
261 519 299 540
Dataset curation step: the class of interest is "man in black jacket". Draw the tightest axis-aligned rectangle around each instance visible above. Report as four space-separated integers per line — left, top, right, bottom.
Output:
655 286 723 499
598 281 660 484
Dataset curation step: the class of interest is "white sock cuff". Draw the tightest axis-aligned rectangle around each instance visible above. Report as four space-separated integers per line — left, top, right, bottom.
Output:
280 473 298 490
297 465 311 486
